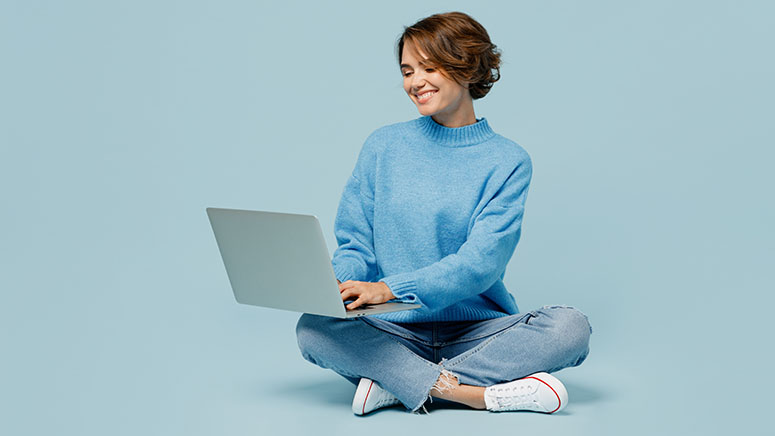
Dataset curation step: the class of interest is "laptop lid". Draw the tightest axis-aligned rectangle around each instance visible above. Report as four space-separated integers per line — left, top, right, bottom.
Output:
206 207 420 318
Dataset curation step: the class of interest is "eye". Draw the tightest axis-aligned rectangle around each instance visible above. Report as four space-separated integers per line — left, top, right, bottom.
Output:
403 68 435 77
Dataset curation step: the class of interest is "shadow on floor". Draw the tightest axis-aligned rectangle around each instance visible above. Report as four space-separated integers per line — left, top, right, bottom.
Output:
262 377 355 406
260 376 607 411
563 380 608 404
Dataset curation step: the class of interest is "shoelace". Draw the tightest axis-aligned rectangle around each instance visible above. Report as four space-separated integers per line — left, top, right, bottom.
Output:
490 381 540 410
374 394 401 408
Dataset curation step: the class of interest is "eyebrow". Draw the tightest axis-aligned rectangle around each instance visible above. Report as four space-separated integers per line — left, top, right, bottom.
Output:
400 60 431 69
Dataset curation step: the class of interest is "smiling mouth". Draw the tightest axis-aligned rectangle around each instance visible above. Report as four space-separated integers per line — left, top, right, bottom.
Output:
416 90 437 103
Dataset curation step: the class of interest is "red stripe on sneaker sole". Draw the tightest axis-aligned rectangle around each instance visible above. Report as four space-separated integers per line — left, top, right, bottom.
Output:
362 380 374 415
525 376 561 413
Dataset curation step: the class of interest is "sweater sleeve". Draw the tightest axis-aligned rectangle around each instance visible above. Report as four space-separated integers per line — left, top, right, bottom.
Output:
379 154 533 311
330 133 379 283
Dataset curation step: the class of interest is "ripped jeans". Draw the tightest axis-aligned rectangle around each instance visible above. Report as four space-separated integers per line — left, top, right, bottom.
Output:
295 305 592 413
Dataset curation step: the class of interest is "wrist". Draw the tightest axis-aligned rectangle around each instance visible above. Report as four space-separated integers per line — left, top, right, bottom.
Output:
380 281 396 300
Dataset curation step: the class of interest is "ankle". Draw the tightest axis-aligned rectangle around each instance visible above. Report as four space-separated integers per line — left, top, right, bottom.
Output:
429 370 486 410
430 369 460 396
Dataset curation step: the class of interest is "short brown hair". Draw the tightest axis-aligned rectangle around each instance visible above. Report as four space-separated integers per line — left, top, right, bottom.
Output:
396 11 502 100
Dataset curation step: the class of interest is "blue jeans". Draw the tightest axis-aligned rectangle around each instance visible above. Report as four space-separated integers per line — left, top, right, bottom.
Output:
295 305 592 413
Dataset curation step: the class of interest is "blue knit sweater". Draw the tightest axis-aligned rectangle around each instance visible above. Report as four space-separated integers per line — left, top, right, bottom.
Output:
331 115 533 323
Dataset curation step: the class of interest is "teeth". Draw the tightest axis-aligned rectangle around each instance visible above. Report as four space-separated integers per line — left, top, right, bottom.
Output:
417 91 436 101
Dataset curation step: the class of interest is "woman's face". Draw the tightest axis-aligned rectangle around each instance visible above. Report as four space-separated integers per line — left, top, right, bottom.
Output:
401 42 471 122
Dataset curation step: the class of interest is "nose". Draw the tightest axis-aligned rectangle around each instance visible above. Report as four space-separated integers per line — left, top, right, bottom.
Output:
411 70 428 92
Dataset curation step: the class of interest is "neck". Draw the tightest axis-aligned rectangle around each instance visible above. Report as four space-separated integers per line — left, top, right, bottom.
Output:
431 100 476 127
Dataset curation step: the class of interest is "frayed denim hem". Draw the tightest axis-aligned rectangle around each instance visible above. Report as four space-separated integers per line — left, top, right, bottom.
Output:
409 360 461 415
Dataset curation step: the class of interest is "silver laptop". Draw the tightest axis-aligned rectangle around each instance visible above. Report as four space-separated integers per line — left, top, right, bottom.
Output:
206 207 421 318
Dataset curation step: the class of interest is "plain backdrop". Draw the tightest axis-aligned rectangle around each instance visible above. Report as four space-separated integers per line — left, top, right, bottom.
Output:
1 1 772 435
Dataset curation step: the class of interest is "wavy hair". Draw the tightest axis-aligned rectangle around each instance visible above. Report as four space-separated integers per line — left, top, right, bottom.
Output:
396 11 502 100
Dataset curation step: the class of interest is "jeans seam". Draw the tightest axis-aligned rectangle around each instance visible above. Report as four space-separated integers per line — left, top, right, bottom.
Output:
443 312 536 368
433 323 442 363
437 312 533 346
359 317 434 346
386 335 437 369
358 318 437 370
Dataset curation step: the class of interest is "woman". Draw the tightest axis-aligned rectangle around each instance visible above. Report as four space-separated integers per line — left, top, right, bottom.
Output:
295 11 591 415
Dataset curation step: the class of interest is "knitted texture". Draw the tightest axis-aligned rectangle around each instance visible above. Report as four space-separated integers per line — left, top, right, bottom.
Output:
331 115 533 323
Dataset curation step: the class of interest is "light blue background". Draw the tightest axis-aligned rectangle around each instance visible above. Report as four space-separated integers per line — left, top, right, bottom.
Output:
1 1 772 434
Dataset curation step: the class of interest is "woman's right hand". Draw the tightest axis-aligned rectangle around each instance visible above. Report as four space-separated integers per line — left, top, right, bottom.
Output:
339 280 396 310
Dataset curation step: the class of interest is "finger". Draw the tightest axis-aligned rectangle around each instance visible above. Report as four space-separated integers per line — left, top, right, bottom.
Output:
340 289 360 302
338 280 356 292
347 296 366 310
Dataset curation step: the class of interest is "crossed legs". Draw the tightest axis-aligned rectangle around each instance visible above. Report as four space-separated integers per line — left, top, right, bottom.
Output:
295 306 591 412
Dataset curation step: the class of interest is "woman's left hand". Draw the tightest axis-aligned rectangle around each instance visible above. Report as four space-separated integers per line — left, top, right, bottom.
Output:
339 280 396 310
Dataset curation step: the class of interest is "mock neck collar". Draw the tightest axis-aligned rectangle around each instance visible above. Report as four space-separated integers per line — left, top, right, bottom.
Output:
415 115 496 147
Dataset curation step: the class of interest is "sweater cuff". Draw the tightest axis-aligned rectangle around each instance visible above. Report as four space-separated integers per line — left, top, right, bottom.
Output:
380 275 419 304
333 264 356 283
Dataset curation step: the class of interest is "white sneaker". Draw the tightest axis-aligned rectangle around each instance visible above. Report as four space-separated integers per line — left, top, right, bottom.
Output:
352 378 402 415
484 372 568 413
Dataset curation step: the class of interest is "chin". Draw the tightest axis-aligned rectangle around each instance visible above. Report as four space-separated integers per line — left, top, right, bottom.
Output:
417 106 435 116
